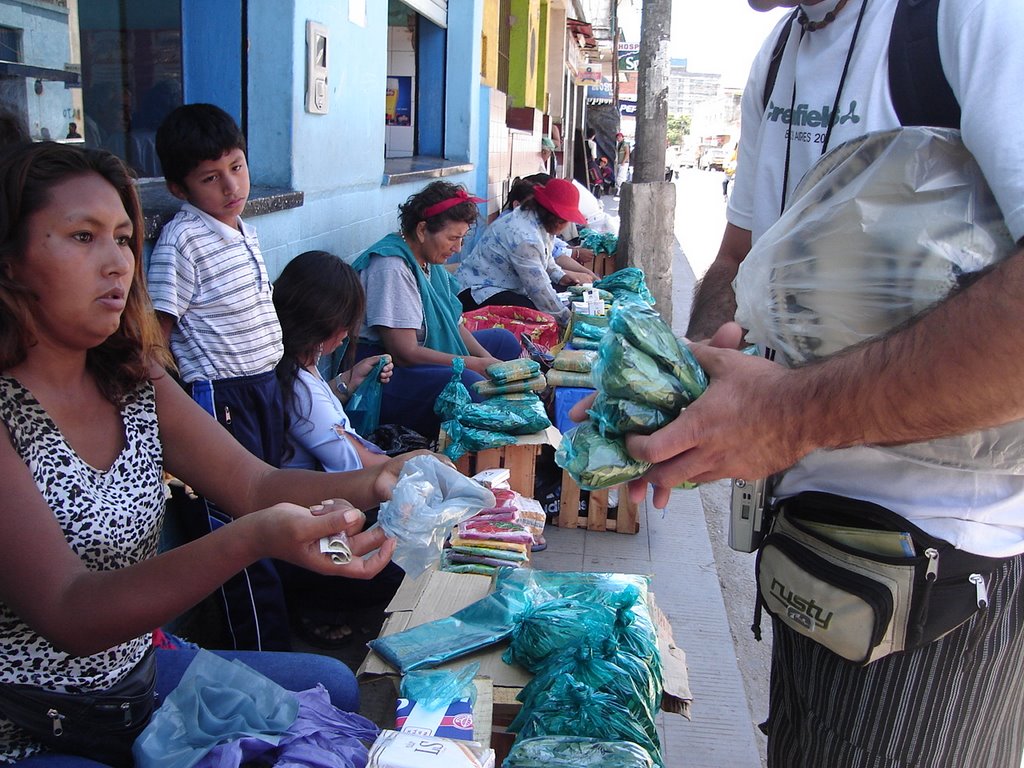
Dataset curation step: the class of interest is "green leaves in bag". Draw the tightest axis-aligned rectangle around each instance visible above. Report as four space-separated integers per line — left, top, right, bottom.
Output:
555 422 651 490
588 393 674 437
608 301 707 403
593 334 688 414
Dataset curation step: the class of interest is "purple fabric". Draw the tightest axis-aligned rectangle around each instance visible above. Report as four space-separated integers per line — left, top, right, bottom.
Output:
194 686 378 768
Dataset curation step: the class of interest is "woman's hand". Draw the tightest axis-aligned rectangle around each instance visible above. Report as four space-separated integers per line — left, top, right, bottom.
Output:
252 499 396 578
464 355 501 376
369 449 440 501
348 354 394 391
558 273 582 287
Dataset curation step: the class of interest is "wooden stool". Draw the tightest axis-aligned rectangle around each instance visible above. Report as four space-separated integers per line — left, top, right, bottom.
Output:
556 470 639 534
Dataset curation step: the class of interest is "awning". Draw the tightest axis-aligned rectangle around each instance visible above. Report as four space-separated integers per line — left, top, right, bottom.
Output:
567 18 597 49
0 62 80 87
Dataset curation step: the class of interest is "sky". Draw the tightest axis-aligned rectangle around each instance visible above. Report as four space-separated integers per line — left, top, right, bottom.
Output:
618 0 791 88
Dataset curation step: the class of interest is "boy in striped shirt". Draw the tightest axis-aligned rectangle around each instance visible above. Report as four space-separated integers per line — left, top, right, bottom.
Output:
147 103 289 651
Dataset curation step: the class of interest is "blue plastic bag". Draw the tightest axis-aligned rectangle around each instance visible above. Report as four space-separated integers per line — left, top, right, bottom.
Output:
345 356 388 435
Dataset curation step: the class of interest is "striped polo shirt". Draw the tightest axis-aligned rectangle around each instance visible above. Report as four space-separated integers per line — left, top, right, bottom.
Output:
147 203 283 383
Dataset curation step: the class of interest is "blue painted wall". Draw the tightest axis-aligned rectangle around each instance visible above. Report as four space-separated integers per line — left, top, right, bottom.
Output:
240 0 485 278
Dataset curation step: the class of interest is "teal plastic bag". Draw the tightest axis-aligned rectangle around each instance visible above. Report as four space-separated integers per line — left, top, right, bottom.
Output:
555 422 651 491
608 301 707 403
133 650 298 768
399 661 480 709
594 267 655 305
434 357 471 422
503 736 654 768
441 418 518 461
345 356 388 435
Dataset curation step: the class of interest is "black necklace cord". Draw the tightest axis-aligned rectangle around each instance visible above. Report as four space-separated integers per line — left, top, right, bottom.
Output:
779 0 871 216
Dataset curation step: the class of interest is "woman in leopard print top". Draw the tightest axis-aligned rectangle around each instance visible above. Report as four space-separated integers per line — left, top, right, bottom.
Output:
0 144 415 763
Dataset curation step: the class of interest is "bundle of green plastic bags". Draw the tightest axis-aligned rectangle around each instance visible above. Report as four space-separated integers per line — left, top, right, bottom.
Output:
556 299 708 490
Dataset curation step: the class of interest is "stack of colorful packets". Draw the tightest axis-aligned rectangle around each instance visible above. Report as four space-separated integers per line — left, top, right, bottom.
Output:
443 517 533 576
441 487 550 576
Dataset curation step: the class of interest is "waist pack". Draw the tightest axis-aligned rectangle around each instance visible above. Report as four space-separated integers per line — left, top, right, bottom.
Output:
0 647 157 767
755 492 1003 665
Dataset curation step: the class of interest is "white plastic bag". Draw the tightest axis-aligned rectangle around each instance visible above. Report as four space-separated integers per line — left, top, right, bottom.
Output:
377 454 495 578
735 127 1024 472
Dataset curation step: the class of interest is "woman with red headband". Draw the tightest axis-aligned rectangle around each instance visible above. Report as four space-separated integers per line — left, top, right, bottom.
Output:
352 181 521 439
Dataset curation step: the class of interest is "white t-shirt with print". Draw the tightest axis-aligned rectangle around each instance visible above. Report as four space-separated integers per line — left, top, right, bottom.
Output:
728 0 1024 557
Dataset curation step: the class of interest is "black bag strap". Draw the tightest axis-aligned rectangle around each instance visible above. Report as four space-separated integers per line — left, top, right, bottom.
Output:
762 10 800 111
762 0 960 129
888 0 960 128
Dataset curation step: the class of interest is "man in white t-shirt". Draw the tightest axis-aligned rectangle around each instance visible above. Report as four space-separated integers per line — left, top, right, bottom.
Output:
613 1 1024 765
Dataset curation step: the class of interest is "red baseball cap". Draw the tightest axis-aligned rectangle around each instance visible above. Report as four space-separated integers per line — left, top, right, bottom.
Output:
532 178 587 226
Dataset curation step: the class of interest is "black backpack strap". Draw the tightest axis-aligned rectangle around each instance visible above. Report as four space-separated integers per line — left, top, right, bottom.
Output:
762 10 801 112
888 0 960 128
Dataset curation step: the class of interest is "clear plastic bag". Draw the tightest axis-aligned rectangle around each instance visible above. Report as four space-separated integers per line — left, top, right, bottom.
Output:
734 127 1023 472
376 454 495 578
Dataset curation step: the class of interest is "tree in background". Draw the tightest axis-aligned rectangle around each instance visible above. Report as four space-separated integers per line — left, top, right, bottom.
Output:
666 114 690 147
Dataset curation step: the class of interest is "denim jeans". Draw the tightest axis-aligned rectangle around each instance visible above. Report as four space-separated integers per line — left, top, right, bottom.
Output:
11 648 359 767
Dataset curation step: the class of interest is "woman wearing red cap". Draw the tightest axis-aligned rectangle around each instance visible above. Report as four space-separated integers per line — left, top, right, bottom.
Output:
455 178 587 327
351 181 521 439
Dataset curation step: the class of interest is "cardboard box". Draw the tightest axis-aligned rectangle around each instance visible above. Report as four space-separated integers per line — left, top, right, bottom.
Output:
358 569 692 718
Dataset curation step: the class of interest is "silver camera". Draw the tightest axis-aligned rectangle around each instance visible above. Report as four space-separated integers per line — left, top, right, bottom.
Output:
728 477 773 553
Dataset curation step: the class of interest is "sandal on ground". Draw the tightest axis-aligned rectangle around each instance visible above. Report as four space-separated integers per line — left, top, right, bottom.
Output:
293 616 353 650
531 536 548 553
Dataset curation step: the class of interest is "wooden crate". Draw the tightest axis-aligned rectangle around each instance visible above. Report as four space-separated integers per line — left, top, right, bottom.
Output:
556 470 639 534
448 442 542 499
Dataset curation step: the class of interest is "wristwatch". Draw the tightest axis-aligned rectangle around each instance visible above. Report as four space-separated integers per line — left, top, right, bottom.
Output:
331 373 349 400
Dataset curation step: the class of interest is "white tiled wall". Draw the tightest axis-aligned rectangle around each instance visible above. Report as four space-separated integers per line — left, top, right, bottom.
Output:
385 24 416 159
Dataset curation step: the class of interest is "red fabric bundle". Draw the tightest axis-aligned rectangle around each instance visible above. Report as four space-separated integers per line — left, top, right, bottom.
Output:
462 306 559 349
